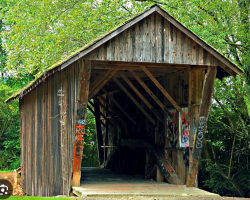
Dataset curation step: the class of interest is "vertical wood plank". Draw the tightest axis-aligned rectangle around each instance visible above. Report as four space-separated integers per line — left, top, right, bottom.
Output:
176 28 182 64
127 27 132 61
135 23 139 61
131 25 136 62
115 35 120 61
191 40 197 65
61 68 68 195
111 38 115 61
163 19 170 63
143 17 151 62
47 75 52 196
150 13 156 62
20 98 26 194
138 20 143 62
156 14 163 63
119 32 124 61
123 29 127 62
198 45 203 65
106 40 111 61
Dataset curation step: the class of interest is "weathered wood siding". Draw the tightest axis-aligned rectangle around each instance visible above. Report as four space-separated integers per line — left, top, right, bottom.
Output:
20 61 81 196
88 13 219 66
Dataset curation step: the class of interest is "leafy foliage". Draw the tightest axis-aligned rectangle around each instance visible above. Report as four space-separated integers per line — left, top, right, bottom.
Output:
0 84 20 170
81 106 99 167
1 0 146 76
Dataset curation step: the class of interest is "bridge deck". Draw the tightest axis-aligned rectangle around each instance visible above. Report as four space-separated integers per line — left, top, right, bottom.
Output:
72 168 219 198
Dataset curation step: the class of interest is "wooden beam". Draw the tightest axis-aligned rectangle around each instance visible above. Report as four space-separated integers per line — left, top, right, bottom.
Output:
93 97 121 126
186 66 217 187
140 66 191 122
159 66 207 81
89 65 121 100
120 74 163 123
93 100 104 165
113 77 155 125
91 60 190 68
100 145 119 169
72 58 91 187
130 70 174 121
89 69 113 94
87 105 105 126
146 142 183 185
102 88 136 125
88 101 113 126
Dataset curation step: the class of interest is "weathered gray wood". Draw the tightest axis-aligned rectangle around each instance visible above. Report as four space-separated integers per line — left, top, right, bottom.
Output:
150 13 156 62
187 66 217 187
156 14 163 63
155 6 242 75
143 16 151 62
163 19 170 63
176 28 182 64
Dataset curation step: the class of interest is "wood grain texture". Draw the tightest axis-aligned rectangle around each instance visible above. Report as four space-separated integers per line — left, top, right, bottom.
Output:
187 66 217 187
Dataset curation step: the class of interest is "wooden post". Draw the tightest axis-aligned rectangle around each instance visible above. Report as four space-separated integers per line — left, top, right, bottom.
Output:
93 100 104 165
186 66 217 187
71 58 91 186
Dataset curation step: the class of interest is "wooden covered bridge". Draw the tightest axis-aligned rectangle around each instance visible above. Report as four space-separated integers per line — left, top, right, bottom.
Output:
7 5 243 197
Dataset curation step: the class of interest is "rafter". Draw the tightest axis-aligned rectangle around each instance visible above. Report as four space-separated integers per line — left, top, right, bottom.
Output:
130 70 174 122
140 66 190 122
120 74 163 123
89 65 121 100
113 77 155 125
102 88 136 125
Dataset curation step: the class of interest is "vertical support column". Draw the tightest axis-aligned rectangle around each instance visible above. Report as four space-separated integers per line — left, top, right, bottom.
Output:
60 68 68 194
71 58 91 186
93 99 104 165
186 66 217 187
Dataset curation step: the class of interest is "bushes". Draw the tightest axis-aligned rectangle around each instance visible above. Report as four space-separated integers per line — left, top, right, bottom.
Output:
0 84 20 170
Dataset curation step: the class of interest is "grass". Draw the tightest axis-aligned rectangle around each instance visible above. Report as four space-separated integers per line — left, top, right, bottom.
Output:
7 197 82 200
0 170 13 173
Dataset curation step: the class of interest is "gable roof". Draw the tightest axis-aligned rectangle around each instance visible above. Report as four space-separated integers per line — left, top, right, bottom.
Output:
6 4 243 103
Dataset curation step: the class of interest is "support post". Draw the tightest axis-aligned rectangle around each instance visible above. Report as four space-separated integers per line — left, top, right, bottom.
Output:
93 100 104 165
71 58 91 186
186 66 217 187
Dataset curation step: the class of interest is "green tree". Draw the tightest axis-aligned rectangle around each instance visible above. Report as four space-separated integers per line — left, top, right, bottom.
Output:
1 0 145 76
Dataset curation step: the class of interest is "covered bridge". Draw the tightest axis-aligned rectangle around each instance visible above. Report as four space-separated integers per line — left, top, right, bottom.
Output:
7 5 243 197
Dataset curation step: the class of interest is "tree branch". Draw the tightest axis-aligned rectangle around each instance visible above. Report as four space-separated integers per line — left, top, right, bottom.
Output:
210 141 245 197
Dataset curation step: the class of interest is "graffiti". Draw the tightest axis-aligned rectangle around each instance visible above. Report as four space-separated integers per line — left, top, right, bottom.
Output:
73 125 85 172
78 119 85 125
193 117 207 158
183 150 189 167
193 122 197 137
77 107 87 116
180 113 190 148
167 110 178 148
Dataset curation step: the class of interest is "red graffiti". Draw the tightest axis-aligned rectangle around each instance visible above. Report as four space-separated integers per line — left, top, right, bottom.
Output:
73 125 85 173
75 125 85 144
